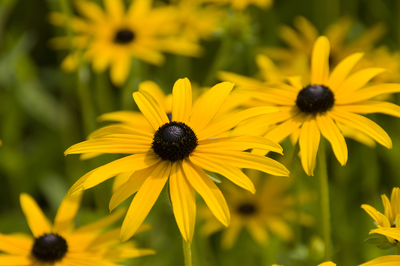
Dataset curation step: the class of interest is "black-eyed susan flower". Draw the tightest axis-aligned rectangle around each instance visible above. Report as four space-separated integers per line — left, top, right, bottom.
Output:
49 0 202 85
229 36 400 175
0 192 154 266
65 78 289 243
362 187 400 246
359 255 400 266
199 170 313 249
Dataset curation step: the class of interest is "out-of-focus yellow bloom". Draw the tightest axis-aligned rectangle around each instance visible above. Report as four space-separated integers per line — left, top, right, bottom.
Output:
272 262 336 266
362 187 400 244
49 0 202 85
199 170 314 249
203 0 273 10
359 255 400 266
0 192 154 265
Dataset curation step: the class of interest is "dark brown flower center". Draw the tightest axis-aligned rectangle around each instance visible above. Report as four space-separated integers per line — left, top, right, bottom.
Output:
237 203 257 216
152 121 198 161
31 234 68 263
296 84 335 113
114 29 135 44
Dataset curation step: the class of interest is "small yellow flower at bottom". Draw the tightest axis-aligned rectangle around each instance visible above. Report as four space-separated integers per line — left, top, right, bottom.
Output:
272 262 336 266
359 255 400 266
0 192 154 266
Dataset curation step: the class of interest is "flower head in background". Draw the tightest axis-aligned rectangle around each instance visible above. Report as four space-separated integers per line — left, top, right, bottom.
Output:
49 0 202 85
228 36 400 175
202 0 273 11
199 170 314 249
0 192 154 266
65 78 289 243
362 187 400 245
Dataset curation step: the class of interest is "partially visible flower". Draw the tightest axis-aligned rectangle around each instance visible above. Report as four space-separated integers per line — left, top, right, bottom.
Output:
359 255 400 266
199 170 314 249
65 78 289 243
273 262 335 266
49 0 202 85
203 0 273 11
226 36 400 175
0 192 154 266
362 187 400 244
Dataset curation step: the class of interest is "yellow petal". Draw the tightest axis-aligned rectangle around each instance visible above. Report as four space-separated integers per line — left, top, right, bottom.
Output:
75 1 105 22
391 188 400 218
109 167 153 211
335 84 400 104
221 218 242 250
335 68 387 95
104 0 125 23
189 154 255 193
316 114 348 166
172 78 192 123
338 101 400 119
189 82 234 133
74 208 126 234
299 118 320 176
246 219 268 244
53 191 83 235
20 194 51 237
183 159 230 227
65 138 151 154
264 112 305 143
329 108 392 148
88 124 153 139
110 54 131 86
328 52 364 91
311 36 330 85
370 228 400 241
0 255 32 265
169 161 196 242
382 194 394 225
133 91 170 131
120 162 170 242
361 204 383 226
359 255 400 266
0 234 32 255
138 81 170 113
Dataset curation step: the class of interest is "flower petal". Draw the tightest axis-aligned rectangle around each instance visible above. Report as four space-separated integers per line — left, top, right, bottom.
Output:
299 118 320 176
169 161 196 242
133 91 169 131
109 167 153 211
0 255 32 265
104 0 125 23
172 78 192 123
329 108 392 148
74 208 126 234
328 52 364 91
369 228 400 241
53 191 83 235
338 101 400 118
183 159 230 227
335 68 387 95
359 255 400 266
20 194 51 237
110 53 131 86
265 112 306 143
138 81 170 112
316 114 348 166
88 124 153 139
335 84 400 104
190 154 255 193
311 36 330 85
0 234 32 255
189 82 234 133
120 161 171 242
65 138 151 154
382 194 394 225
361 204 383 226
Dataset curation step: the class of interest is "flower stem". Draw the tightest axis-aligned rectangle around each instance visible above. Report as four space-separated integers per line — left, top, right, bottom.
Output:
182 238 193 266
318 139 331 260
396 244 400 255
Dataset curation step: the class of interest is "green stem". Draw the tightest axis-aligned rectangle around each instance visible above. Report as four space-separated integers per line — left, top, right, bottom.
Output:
396 245 400 255
182 238 193 266
318 139 331 260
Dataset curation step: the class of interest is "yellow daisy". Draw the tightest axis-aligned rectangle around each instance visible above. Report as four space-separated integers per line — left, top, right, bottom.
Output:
65 77 289 243
360 255 400 266
362 187 400 244
199 170 313 249
49 0 202 85
0 192 154 266
229 36 400 175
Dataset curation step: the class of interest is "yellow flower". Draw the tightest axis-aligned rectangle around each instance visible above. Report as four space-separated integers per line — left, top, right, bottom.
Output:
273 262 336 266
362 187 400 244
228 36 400 175
359 255 400 266
49 0 202 85
65 78 289 243
199 170 313 249
0 192 154 266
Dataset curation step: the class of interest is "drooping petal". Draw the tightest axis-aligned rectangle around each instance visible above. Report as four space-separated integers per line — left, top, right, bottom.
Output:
328 52 364 91
183 159 230 227
109 167 153 211
189 154 255 193
316 114 348 166
369 228 400 241
20 194 52 238
172 78 192 123
120 161 171 242
70 153 160 194
310 36 330 85
329 108 392 148
53 191 83 235
361 204 383 226
0 234 32 255
189 82 234 133
299 118 321 176
335 84 400 104
359 255 400 266
169 161 196 242
133 91 169 131
338 101 400 119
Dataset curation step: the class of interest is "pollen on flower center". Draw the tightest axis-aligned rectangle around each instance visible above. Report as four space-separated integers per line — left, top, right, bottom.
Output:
152 121 198 161
31 233 68 262
296 84 335 113
114 29 135 44
237 203 257 216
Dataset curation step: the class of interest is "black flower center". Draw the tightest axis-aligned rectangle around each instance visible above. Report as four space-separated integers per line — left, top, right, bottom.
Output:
152 121 198 161
237 203 257 216
31 234 68 263
114 29 135 44
295 84 335 114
